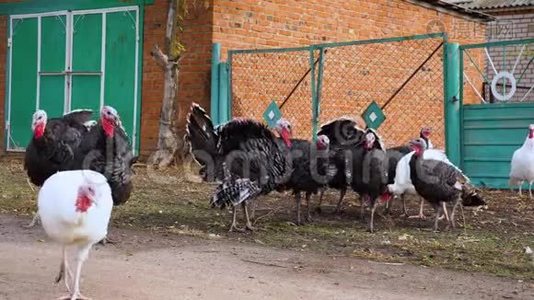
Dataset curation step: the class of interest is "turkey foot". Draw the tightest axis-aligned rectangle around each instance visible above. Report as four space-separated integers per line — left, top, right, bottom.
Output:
243 202 255 231
97 236 118 245
407 213 427 220
57 293 91 300
228 206 245 232
228 224 246 233
23 213 40 228
408 199 427 219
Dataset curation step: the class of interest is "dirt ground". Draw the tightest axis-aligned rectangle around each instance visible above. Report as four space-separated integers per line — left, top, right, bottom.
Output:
1 158 534 299
1 213 533 300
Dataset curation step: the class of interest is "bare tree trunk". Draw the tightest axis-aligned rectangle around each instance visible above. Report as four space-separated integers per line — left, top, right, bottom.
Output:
148 0 183 167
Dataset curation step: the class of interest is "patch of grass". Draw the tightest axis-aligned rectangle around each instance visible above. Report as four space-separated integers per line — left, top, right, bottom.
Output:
1 158 533 280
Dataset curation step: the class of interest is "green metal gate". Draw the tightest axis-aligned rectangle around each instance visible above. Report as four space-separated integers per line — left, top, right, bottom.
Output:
458 38 534 188
218 33 448 149
5 6 141 152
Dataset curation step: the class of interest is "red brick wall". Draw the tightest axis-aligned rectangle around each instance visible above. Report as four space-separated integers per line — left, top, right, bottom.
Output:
139 0 167 155
139 0 213 156
212 0 486 58
209 0 487 148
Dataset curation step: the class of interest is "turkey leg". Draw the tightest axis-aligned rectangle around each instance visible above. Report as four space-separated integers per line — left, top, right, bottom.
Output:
334 188 347 214
24 213 40 228
368 200 379 233
229 206 244 232
242 202 255 231
295 192 302 225
305 192 312 222
433 202 443 232
58 245 91 300
315 189 325 213
55 246 73 293
408 199 427 219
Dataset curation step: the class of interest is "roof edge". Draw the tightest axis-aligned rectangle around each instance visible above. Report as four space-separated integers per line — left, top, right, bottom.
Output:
409 0 496 22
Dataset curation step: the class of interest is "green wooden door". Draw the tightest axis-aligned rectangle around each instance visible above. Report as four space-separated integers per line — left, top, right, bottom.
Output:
70 13 102 114
8 17 38 150
40 14 67 118
6 7 140 152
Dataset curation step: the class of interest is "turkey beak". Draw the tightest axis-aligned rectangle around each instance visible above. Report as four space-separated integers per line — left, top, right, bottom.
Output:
280 128 292 148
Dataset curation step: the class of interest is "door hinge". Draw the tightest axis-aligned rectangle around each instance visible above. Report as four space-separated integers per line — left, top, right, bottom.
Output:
7 37 12 48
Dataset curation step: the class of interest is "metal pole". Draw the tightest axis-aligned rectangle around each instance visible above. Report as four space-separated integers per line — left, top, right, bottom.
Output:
309 48 317 141
444 42 461 166
313 47 326 141
218 62 229 124
210 43 221 124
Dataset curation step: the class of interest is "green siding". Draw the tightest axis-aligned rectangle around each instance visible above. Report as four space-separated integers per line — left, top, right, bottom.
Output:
10 18 38 149
462 103 534 189
39 15 66 116
104 10 136 141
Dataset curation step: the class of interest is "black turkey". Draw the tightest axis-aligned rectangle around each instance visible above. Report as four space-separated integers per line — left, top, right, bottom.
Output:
385 127 434 217
74 106 137 206
24 109 94 228
315 117 365 213
186 103 292 231
353 129 391 232
276 135 331 224
25 109 93 187
409 138 485 231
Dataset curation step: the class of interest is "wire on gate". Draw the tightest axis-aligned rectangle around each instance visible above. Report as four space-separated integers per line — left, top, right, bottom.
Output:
381 42 444 110
279 49 328 110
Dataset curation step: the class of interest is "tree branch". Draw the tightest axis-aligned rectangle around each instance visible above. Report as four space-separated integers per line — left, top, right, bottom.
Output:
151 44 169 68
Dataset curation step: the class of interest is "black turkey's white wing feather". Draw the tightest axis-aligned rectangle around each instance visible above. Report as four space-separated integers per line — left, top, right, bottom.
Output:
211 178 261 208
218 119 287 194
63 109 93 126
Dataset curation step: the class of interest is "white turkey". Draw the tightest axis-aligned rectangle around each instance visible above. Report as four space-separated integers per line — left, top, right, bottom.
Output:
186 103 292 231
509 124 534 199
38 170 113 300
408 138 485 231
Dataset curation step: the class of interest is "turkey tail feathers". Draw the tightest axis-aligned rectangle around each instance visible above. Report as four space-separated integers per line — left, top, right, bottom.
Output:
461 183 487 207
211 179 261 208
